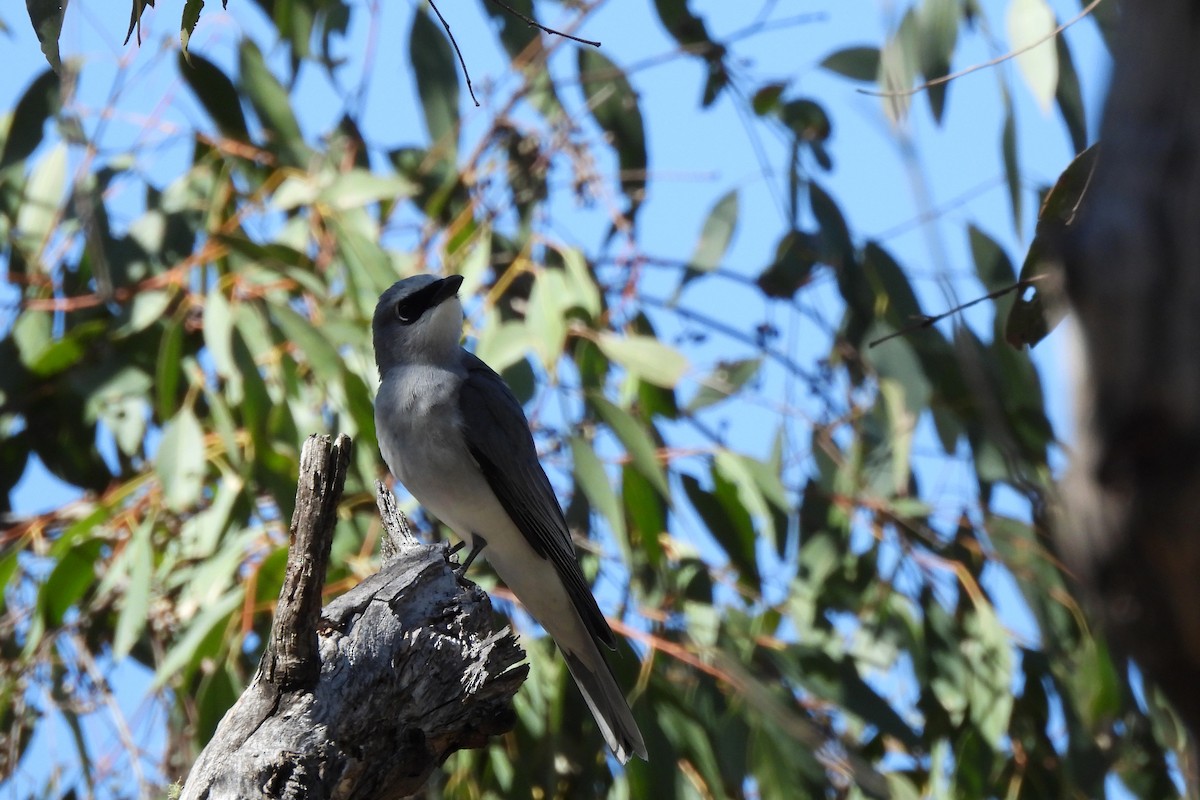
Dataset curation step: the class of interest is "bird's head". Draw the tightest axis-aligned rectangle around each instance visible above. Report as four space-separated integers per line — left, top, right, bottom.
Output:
372 274 465 372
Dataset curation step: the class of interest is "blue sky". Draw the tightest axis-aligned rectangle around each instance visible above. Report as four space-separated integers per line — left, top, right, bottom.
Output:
1 0 1130 796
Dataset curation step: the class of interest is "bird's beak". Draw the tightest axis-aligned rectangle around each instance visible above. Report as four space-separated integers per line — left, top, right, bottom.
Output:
432 274 465 305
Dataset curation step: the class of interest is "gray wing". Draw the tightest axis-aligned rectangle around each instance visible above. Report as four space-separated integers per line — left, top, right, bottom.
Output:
457 351 616 649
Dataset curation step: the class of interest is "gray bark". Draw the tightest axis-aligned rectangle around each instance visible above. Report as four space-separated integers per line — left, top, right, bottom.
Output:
1064 0 1200 737
179 434 527 800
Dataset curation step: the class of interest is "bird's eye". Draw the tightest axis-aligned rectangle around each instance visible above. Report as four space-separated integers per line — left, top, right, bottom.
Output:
395 297 422 325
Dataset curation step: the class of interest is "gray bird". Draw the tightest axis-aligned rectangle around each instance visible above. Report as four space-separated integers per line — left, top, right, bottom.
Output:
372 273 647 764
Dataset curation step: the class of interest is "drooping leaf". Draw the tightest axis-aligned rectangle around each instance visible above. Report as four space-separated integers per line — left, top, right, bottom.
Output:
0 69 61 170
752 83 786 116
596 333 688 389
917 0 959 122
180 0 204 57
112 516 154 660
570 436 625 541
820 46 881 82
526 269 569 374
238 39 310 167
682 469 759 585
1007 0 1058 113
153 588 242 687
1054 27 1087 154
39 537 105 628
623 464 664 567
680 189 738 289
25 0 67 73
483 0 539 59
781 99 832 143
688 357 761 412
157 407 206 512
410 7 461 160
589 393 669 499
578 47 648 221
16 141 68 252
878 10 920 124
757 230 819 298
1006 143 1097 348
1002 96 1021 236
124 0 154 46
178 52 249 141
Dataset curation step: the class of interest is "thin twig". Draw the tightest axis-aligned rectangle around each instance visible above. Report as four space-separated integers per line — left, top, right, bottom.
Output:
427 0 481 107
867 278 1041 348
484 0 601 47
859 0 1104 99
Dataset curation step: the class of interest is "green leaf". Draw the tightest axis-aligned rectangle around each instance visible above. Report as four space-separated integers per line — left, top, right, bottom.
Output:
1054 28 1087 154
917 0 958 122
963 600 1014 747
682 470 759 585
39 538 104 628
13 312 104 378
752 83 786 116
967 224 1016 293
483 0 539 60
1002 98 1021 236
714 450 779 544
557 246 602 319
596 333 687 389
113 516 154 660
682 189 738 287
0 69 61 170
623 464 664 567
410 7 461 160
153 588 242 687
178 52 249 141
653 0 712 48
270 304 343 385
578 48 648 219
203 288 236 382
85 366 152 457
820 46 881 82
811 181 854 269
570 436 625 541
156 313 186 421
474 314 534 374
180 0 204 57
1007 0 1058 113
878 12 919 123
525 270 568 374
17 142 67 251
781 99 832 143
319 169 417 211
157 408 206 512
238 39 309 167
25 1 67 74
756 230 819 299
688 357 761 412
589 393 669 499
1006 143 1097 348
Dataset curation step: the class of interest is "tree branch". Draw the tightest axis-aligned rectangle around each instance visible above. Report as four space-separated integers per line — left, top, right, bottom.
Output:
180 434 527 800
1063 0 1200 737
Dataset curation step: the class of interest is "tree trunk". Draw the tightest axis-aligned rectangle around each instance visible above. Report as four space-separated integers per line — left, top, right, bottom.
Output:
1063 0 1200 738
179 434 527 800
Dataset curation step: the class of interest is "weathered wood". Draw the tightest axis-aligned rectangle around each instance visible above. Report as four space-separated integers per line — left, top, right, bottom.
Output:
180 435 527 800
1063 0 1200 737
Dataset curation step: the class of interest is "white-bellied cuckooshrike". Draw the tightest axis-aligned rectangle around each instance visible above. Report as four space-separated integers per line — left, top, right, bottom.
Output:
372 273 647 763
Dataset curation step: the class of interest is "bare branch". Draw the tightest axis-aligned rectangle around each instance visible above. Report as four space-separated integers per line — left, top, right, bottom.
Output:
428 0 481 107
484 0 601 47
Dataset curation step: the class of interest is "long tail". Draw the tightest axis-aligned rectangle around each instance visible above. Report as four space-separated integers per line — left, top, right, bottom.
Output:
561 642 647 764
